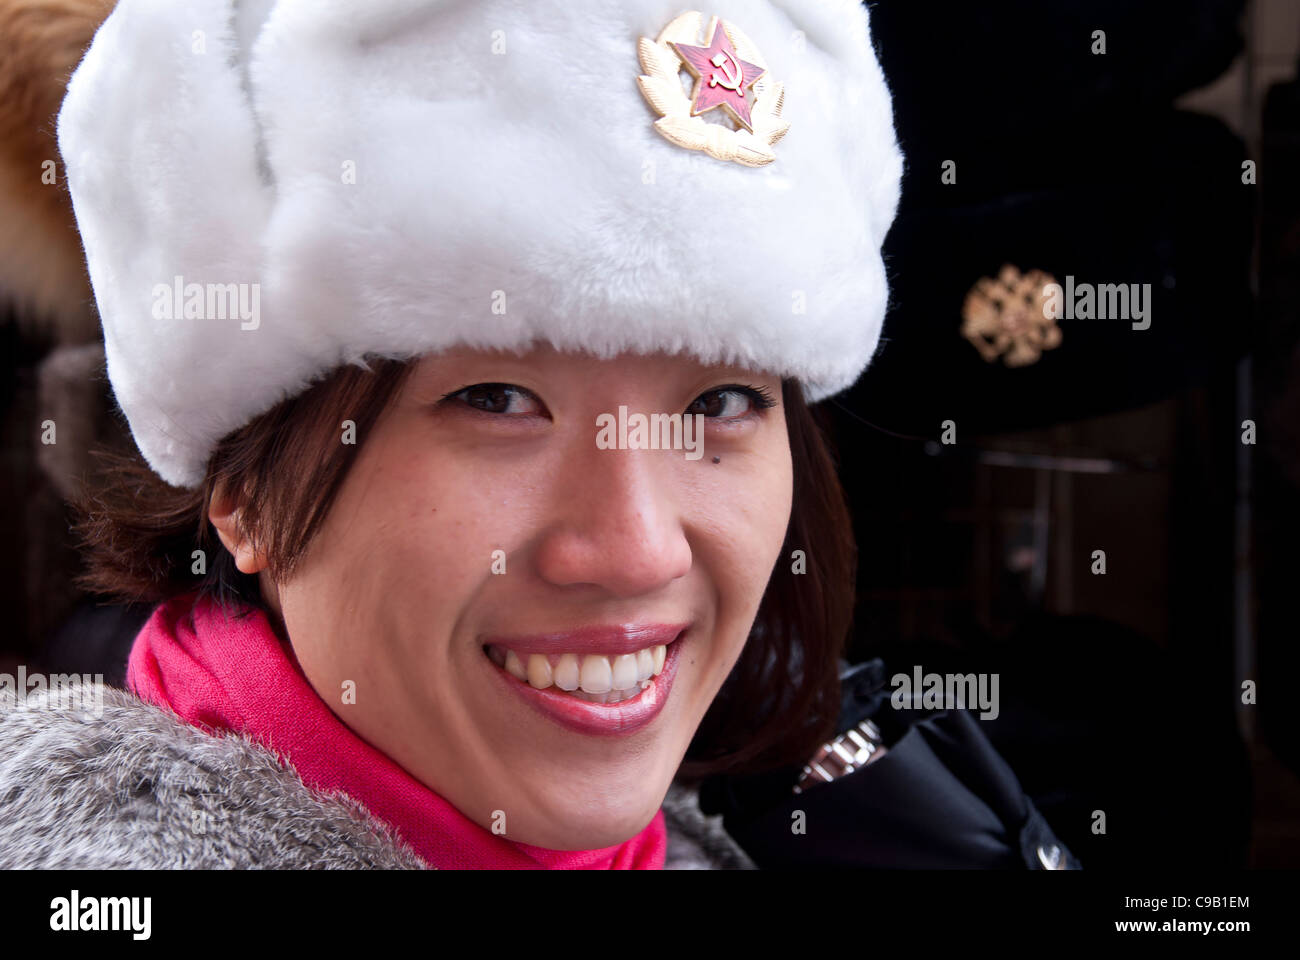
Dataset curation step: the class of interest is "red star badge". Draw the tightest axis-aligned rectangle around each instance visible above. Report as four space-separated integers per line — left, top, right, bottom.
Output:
670 16 767 132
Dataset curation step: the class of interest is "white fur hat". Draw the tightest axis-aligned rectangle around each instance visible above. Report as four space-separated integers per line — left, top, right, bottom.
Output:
58 0 903 488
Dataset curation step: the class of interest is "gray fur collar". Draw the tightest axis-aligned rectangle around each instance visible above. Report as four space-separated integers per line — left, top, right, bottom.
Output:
0 682 752 869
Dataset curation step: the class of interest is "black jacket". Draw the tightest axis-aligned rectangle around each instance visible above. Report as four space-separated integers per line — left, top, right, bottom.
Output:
698 659 1080 869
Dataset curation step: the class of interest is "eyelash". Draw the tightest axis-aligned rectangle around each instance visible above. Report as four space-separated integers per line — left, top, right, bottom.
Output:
696 383 778 415
438 382 778 418
438 383 544 416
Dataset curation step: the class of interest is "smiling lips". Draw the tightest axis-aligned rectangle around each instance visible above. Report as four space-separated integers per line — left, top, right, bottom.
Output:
483 623 683 703
481 623 688 734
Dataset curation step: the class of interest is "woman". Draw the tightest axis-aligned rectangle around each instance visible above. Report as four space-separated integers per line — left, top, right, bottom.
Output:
0 0 899 868
3 0 1079 870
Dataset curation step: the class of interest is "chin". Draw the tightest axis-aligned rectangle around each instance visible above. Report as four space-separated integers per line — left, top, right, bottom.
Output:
514 788 667 851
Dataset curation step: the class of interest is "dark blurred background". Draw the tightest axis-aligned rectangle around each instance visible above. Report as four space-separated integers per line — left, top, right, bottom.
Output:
2 0 1298 868
823 0 1298 868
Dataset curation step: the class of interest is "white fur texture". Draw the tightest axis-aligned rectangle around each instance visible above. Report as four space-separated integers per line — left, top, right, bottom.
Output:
58 0 903 487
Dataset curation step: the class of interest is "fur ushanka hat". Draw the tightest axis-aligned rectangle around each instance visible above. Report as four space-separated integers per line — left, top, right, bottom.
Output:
58 0 903 488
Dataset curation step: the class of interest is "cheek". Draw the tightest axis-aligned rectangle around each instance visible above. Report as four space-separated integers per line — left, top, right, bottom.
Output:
689 436 794 609
277 431 535 673
360 418 539 554
370 447 551 592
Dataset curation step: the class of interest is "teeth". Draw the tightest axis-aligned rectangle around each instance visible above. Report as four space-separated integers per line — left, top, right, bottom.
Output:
527 654 552 690
611 654 638 691
553 653 581 691
488 644 671 699
580 655 613 694
568 686 642 705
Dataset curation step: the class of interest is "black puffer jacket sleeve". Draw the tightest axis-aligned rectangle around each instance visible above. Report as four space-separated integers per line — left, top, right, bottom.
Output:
697 659 1080 869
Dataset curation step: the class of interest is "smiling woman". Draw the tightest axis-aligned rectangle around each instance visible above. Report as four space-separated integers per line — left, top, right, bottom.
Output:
70 346 856 857
2 0 904 870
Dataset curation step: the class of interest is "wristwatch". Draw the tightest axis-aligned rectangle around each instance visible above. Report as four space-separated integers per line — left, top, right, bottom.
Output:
793 718 887 795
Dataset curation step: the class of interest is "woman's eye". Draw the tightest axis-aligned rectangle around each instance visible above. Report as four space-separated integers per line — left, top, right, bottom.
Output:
444 383 543 416
687 385 776 419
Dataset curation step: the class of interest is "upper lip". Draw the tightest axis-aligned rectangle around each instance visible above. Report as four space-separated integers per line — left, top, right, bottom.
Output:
481 623 689 657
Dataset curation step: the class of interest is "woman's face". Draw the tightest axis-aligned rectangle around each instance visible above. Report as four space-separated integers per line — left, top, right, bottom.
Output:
235 344 793 850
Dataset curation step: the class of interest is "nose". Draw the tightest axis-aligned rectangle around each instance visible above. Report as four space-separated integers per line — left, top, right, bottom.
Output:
534 443 692 598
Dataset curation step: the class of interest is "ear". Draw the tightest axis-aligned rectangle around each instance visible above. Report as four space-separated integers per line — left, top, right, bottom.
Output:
208 479 269 575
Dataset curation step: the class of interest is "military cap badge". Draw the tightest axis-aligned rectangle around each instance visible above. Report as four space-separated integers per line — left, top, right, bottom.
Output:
637 11 790 166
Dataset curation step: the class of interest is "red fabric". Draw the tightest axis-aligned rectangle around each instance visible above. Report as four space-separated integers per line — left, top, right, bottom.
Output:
126 591 667 869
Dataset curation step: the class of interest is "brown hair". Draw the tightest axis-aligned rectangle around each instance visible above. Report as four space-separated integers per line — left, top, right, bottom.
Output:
74 360 855 777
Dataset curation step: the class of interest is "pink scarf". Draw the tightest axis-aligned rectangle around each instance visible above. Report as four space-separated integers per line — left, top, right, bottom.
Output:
126 590 667 869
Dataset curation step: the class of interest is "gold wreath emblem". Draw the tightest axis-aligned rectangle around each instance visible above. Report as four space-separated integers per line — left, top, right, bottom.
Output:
636 11 790 167
961 265 1063 367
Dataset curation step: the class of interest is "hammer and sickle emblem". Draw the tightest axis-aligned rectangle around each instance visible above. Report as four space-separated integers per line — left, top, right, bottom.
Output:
708 51 743 91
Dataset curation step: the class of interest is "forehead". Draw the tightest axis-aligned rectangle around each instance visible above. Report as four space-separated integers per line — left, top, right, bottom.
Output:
407 345 781 385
